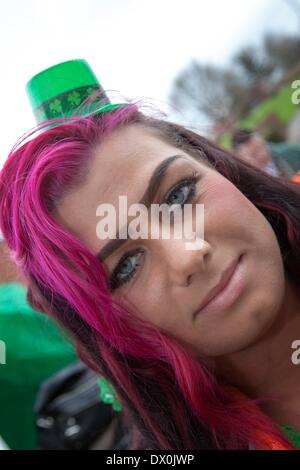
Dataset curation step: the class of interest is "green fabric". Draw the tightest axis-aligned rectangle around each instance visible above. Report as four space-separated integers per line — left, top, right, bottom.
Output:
0 282 77 449
282 424 300 449
268 142 300 177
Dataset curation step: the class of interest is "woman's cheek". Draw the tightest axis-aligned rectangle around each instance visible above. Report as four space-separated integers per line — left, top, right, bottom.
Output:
200 179 238 223
200 177 261 245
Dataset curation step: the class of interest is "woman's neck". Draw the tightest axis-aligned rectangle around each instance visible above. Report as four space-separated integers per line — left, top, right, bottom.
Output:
214 272 300 430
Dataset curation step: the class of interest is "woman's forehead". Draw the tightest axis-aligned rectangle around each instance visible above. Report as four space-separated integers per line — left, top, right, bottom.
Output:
53 126 184 249
54 124 208 254
94 124 178 164
89 125 191 204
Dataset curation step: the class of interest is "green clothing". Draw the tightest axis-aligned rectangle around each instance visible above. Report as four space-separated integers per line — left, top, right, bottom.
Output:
282 424 300 449
268 142 300 178
0 282 77 449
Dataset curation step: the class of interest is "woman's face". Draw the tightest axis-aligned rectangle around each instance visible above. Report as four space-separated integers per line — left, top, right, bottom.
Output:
54 124 286 358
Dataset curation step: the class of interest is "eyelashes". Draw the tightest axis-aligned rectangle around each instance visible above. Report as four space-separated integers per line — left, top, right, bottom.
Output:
163 172 198 206
109 249 143 291
109 171 200 291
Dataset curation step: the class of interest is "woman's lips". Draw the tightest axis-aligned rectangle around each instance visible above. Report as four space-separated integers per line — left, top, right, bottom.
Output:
194 254 245 318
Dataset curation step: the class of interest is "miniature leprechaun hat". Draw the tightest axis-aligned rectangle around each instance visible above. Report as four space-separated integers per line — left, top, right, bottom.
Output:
26 58 123 124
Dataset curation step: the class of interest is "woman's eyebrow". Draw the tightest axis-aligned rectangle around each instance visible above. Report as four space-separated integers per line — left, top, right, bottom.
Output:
96 154 187 262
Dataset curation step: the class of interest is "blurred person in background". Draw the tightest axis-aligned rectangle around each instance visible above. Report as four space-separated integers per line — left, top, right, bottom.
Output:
231 129 300 179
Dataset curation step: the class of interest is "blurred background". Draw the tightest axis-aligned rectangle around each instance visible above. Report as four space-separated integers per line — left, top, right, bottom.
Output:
0 0 300 162
0 0 299 451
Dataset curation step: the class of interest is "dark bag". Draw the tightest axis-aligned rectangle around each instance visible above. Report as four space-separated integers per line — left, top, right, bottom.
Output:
33 361 128 450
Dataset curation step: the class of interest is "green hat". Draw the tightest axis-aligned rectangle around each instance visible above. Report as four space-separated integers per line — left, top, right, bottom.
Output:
26 59 123 124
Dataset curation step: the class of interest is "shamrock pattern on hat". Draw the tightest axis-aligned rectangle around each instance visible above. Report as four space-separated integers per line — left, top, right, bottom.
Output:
34 84 105 122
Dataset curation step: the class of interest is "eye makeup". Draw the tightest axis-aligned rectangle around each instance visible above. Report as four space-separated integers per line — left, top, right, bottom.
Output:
108 168 201 291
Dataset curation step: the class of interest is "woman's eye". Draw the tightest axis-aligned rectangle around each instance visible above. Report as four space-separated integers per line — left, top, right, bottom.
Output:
109 250 143 291
109 174 199 291
165 177 197 207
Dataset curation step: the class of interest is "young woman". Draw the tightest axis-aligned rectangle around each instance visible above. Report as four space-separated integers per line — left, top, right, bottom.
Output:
0 100 299 450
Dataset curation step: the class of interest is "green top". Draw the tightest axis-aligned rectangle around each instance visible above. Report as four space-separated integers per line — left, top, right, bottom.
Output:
282 424 300 448
0 282 77 449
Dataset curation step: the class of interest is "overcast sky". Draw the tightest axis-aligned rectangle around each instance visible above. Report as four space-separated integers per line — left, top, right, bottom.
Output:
0 0 299 165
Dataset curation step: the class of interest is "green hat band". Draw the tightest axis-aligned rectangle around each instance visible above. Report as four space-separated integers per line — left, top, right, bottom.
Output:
33 83 106 122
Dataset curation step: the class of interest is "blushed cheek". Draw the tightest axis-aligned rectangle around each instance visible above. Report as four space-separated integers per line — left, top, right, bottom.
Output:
201 173 239 206
202 177 248 226
201 174 271 248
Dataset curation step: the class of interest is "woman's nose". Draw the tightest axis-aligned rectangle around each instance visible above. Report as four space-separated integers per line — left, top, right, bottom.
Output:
155 236 212 287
